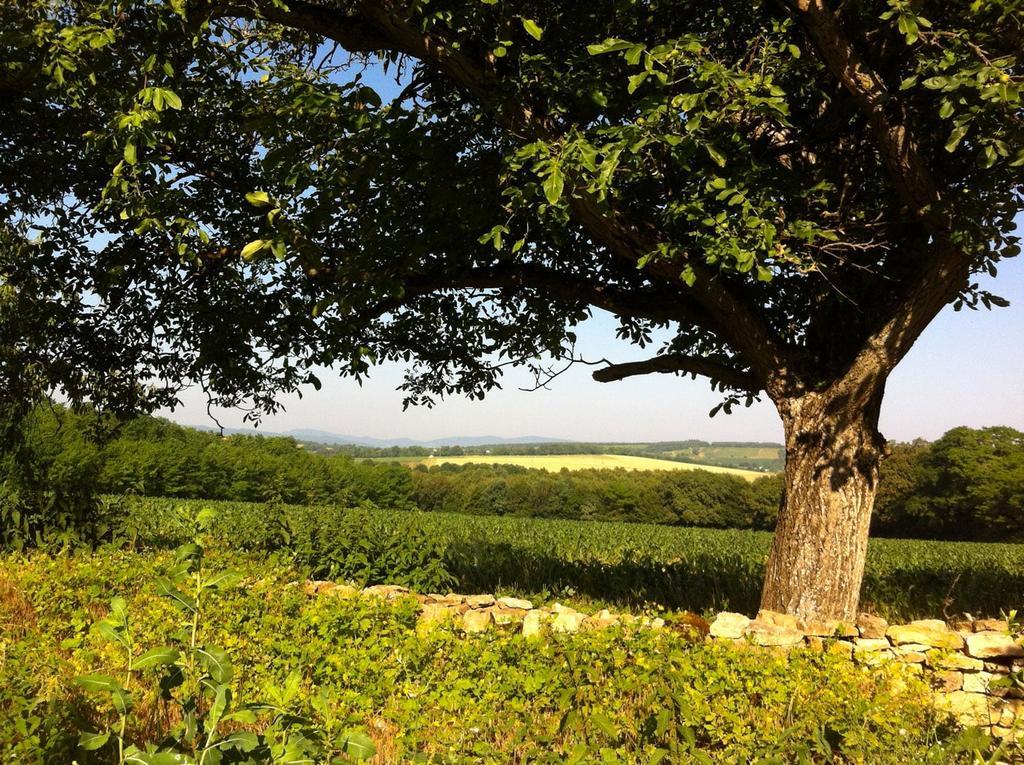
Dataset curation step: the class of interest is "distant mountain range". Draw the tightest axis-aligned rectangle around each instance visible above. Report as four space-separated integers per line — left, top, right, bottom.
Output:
189 424 565 448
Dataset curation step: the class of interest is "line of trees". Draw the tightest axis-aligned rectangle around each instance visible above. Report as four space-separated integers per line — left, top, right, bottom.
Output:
2 407 1021 542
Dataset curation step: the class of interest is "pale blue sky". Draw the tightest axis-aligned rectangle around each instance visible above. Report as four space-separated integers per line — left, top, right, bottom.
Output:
166 252 1024 444
164 61 1024 444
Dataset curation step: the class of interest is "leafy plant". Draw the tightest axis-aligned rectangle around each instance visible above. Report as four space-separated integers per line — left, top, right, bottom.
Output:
75 511 376 763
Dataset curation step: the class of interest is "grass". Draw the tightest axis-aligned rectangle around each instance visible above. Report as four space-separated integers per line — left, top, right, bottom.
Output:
374 453 768 479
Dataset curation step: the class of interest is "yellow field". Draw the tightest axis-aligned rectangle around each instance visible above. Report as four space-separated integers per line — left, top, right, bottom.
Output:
406 454 768 480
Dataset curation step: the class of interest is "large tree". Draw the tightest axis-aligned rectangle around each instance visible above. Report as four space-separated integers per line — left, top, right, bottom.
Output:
1 0 1021 619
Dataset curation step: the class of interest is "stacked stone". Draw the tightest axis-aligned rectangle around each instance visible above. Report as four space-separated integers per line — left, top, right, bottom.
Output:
304 581 1023 735
709 610 1024 738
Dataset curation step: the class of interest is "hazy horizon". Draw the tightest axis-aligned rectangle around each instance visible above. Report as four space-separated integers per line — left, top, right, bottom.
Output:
161 244 1024 446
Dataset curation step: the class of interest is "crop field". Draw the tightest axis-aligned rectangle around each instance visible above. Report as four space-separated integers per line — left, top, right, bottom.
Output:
121 497 1024 619
373 453 768 479
3 495 1020 762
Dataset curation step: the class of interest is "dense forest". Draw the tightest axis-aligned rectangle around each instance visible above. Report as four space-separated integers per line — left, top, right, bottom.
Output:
2 407 1021 541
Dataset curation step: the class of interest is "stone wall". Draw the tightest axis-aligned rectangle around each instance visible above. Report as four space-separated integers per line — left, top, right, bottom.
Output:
305 581 1023 738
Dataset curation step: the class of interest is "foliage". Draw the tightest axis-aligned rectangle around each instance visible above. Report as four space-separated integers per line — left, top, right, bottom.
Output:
121 497 1024 620
874 427 1024 541
1 0 1019 422
409 462 781 529
0 406 121 551
0 546 993 764
73 513 376 764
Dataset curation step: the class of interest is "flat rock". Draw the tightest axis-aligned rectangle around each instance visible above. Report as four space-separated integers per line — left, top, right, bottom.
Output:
583 613 620 630
930 652 984 671
962 671 996 694
965 632 1024 660
497 596 534 610
935 691 994 727
909 618 949 631
756 610 802 631
931 670 963 692
973 619 1010 633
419 603 459 625
898 650 928 664
489 606 525 626
853 638 894 665
804 636 854 659
856 613 888 639
552 611 586 633
803 619 858 638
887 624 964 650
462 609 493 633
425 593 464 605
522 610 546 638
748 620 804 647
464 594 496 608
362 584 411 600
709 612 750 640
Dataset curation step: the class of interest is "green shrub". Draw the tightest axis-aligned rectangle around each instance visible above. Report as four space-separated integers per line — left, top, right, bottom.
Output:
0 549 998 764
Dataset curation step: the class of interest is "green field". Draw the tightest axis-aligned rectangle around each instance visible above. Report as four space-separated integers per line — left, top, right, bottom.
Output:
121 497 1024 619
375 453 769 479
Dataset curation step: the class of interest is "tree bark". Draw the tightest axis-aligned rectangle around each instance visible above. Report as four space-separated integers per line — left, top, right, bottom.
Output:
760 371 888 621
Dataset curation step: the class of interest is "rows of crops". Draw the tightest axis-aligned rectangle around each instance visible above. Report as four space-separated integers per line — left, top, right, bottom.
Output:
122 497 1024 619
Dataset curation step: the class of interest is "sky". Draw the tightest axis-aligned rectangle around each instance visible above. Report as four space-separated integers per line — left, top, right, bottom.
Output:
163 252 1024 445
162 60 1024 445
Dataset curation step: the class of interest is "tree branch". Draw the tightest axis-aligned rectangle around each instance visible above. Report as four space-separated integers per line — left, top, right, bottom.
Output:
781 0 945 226
592 353 760 391
202 0 791 384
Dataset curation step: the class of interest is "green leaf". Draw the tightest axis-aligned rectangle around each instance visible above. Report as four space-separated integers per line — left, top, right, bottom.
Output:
197 645 233 683
945 125 968 152
160 87 181 110
210 731 259 752
592 711 619 739
206 684 231 732
124 753 196 765
586 38 633 55
111 687 132 715
203 570 241 591
341 731 377 761
134 646 181 670
154 577 197 612
76 674 122 693
543 165 564 205
79 730 110 751
521 18 543 41
245 191 272 207
240 240 267 262
705 145 726 167
627 72 648 94
123 140 137 165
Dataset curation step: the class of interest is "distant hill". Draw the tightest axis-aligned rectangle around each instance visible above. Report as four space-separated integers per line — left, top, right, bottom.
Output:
182 422 784 471
283 430 566 448
187 424 566 448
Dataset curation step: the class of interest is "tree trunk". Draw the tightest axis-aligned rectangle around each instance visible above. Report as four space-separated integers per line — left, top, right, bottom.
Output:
760 373 888 622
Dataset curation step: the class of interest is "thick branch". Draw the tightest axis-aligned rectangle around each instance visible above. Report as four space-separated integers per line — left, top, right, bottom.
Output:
350 263 714 329
592 353 760 391
204 0 791 383
783 0 945 225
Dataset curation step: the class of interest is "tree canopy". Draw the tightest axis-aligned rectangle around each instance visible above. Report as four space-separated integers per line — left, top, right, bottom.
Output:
2 0 1020 418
